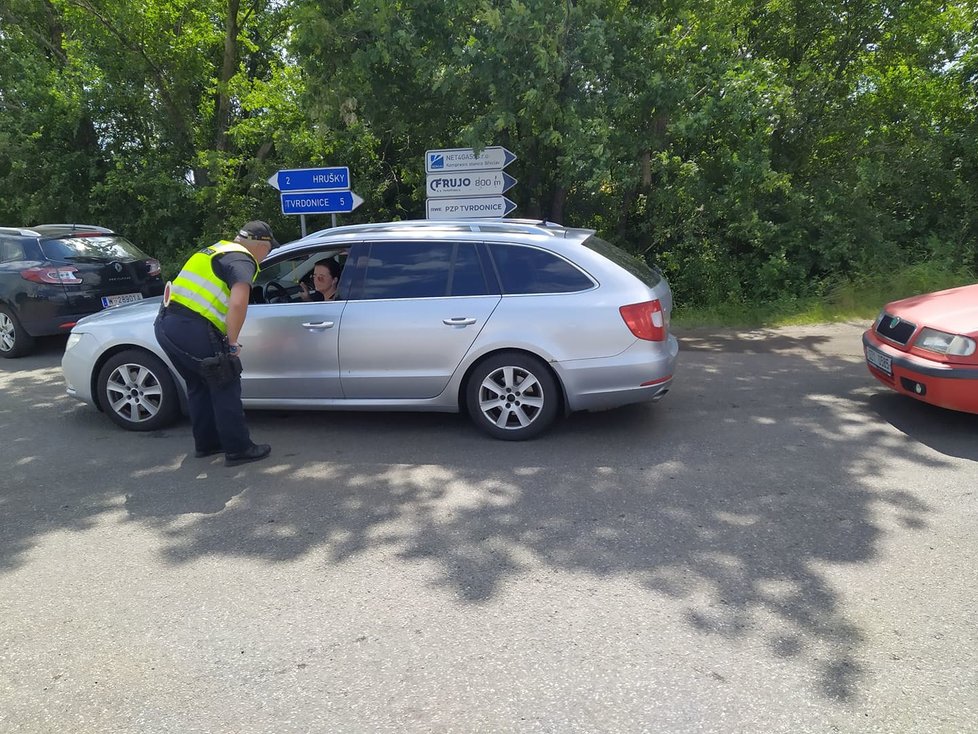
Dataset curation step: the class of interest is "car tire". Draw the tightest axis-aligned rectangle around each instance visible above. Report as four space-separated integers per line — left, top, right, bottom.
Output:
465 351 561 441
97 349 180 431
0 305 35 358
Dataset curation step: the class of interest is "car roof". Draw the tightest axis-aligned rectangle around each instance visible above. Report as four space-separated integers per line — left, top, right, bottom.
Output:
0 224 115 238
278 218 596 254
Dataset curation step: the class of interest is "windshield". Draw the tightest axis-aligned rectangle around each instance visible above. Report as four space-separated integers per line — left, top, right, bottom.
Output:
41 235 150 263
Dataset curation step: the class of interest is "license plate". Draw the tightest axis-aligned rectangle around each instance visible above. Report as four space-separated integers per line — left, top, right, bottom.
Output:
101 292 143 308
865 345 892 376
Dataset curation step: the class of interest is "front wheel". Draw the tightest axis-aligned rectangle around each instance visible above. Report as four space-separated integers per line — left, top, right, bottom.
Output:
0 306 35 358
465 352 560 440
97 349 180 431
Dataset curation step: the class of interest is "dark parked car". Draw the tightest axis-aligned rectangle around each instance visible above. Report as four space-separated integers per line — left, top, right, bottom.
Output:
0 224 163 357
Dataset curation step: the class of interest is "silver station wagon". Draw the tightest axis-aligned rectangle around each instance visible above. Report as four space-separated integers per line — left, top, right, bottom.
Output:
62 219 678 440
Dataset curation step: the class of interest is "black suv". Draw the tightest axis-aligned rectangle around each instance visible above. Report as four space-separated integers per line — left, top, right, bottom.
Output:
0 224 164 357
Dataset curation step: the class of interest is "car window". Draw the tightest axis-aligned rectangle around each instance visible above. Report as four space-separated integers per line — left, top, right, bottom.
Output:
450 242 491 296
40 235 149 262
355 241 484 300
582 235 662 288
256 253 312 284
258 248 349 285
488 243 594 294
0 237 27 263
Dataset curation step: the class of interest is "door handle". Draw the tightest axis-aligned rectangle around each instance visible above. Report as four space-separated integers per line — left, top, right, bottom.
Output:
301 321 335 330
443 317 477 326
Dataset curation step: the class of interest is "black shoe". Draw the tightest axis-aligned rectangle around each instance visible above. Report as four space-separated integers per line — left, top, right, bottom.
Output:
194 447 223 458
225 443 271 467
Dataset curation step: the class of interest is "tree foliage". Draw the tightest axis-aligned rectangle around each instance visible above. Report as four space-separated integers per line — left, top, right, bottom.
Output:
0 0 975 304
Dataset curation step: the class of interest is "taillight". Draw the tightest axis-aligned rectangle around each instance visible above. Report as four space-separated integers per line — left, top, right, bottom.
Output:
147 259 161 277
619 299 666 341
21 265 82 285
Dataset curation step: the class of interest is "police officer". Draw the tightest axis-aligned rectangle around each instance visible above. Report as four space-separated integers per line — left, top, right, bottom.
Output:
154 221 278 467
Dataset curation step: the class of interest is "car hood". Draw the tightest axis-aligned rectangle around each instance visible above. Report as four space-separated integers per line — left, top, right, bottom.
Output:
74 296 162 329
886 284 978 336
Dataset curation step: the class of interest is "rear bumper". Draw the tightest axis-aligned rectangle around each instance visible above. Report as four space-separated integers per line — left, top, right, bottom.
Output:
21 282 165 336
862 331 978 414
556 334 679 412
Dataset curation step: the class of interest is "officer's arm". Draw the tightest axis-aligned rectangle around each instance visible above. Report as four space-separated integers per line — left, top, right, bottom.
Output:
226 281 252 346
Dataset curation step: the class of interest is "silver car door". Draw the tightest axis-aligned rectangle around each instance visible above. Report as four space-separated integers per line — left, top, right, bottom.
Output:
338 240 500 399
339 295 499 399
239 300 344 399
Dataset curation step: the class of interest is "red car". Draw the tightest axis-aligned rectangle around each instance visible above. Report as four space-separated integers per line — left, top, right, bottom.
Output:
863 284 978 413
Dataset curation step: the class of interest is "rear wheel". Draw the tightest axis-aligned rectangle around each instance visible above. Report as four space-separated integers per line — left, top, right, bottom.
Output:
0 306 35 358
97 349 180 431
465 352 560 441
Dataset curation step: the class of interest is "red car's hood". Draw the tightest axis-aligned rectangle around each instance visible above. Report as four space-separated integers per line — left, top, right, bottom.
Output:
887 283 978 336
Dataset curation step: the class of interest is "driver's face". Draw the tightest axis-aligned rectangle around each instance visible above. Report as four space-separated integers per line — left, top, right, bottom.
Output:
313 265 336 293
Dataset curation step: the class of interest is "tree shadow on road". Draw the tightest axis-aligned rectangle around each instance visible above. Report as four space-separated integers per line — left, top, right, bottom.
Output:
0 330 955 705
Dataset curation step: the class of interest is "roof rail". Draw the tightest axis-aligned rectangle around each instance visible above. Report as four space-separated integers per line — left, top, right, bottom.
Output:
298 218 571 242
31 223 114 235
0 226 42 237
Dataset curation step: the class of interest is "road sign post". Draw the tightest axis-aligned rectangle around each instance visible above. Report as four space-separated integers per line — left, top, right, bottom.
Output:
268 166 361 234
424 147 518 220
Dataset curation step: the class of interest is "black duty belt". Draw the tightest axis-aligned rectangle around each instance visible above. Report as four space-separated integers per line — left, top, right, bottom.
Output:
163 301 201 319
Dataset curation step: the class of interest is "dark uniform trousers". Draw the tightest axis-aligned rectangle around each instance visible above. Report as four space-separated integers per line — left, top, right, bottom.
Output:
154 306 252 454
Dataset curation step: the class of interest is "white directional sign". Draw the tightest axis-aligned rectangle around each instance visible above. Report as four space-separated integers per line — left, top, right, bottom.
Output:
424 145 519 220
425 146 517 174
426 171 517 198
426 196 517 220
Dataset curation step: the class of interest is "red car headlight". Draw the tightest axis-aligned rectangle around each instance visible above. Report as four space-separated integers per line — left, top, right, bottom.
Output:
915 328 976 356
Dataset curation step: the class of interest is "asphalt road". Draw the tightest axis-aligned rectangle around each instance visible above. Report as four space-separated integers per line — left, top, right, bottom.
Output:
1 324 975 733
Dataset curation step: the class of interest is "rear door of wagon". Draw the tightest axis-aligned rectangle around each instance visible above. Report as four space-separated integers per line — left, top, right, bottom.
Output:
338 240 500 399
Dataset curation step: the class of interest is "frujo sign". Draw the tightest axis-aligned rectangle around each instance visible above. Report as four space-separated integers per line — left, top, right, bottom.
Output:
425 170 517 198
424 146 518 220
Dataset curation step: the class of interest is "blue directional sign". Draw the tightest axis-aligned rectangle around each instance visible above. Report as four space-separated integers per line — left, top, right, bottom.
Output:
281 191 364 215
268 167 350 192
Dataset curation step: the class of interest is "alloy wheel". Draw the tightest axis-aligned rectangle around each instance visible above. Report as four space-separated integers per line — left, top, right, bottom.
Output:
477 364 547 431
104 362 165 424
0 312 14 352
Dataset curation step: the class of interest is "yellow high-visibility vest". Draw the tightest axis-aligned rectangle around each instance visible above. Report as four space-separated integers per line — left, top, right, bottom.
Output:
165 241 259 333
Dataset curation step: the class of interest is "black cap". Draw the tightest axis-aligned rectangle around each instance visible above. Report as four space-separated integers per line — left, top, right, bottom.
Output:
238 220 280 250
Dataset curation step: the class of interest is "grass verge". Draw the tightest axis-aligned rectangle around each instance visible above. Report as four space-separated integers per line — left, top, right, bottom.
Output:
672 264 975 329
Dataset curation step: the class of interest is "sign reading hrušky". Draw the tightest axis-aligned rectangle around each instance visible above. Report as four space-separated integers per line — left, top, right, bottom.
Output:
268 165 363 234
267 167 350 192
